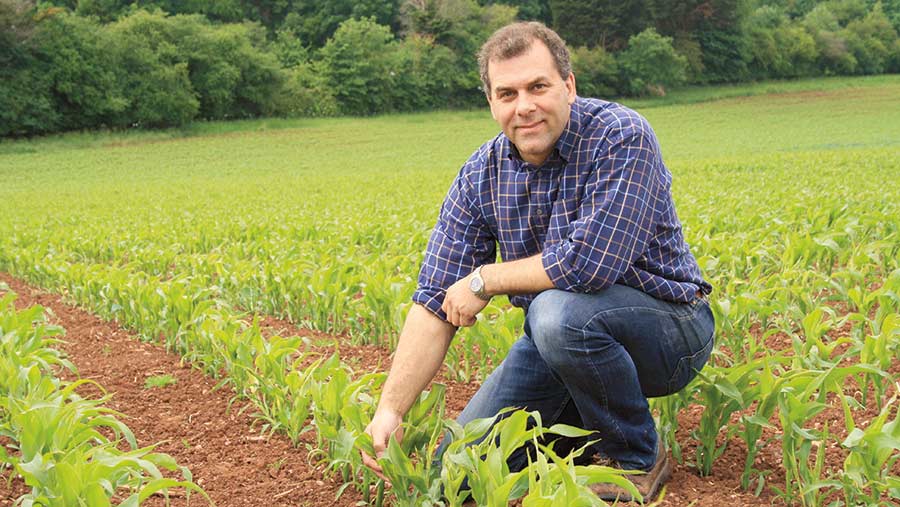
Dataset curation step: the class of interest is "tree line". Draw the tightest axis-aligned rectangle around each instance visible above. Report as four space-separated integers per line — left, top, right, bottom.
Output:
1 0 898 137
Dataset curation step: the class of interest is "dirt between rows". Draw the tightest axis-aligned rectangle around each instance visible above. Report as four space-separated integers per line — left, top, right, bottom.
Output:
2 272 803 506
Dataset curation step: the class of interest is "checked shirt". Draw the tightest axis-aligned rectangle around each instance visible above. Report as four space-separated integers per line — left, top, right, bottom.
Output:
413 97 712 322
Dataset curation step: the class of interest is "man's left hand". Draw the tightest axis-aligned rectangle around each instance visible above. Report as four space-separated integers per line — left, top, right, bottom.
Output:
442 273 490 327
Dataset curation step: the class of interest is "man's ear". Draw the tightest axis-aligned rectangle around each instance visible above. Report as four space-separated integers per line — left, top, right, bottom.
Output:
566 73 577 104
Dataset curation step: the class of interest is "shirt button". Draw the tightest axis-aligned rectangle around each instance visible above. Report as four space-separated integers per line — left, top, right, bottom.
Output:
536 208 545 217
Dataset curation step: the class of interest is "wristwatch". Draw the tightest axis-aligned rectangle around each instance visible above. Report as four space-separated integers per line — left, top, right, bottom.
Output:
469 265 491 301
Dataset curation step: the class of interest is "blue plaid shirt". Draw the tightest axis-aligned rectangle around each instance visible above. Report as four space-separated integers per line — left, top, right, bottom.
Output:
413 97 711 322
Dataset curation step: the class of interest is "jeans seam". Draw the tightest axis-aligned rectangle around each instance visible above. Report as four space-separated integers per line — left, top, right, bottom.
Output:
666 331 715 393
584 304 698 323
547 393 573 427
578 324 630 452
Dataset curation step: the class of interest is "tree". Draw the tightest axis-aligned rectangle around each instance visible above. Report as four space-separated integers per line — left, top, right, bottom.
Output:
746 5 817 78
388 34 461 109
319 17 397 114
570 45 620 98
105 11 200 127
618 28 687 96
550 0 649 50
281 0 401 48
843 2 899 73
0 2 58 136
804 4 859 73
30 12 128 130
401 0 516 104
479 0 550 23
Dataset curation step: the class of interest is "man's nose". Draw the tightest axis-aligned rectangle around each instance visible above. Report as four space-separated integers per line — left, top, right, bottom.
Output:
516 94 536 115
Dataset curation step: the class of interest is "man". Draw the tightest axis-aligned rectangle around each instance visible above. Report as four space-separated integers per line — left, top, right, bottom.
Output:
362 21 714 503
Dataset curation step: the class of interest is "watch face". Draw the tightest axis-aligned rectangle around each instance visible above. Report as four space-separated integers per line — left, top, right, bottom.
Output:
470 276 483 293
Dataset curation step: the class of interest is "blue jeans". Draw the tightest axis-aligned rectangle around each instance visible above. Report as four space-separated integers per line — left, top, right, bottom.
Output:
438 285 715 471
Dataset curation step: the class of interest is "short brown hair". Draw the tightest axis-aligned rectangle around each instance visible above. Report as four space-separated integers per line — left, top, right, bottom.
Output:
477 22 572 97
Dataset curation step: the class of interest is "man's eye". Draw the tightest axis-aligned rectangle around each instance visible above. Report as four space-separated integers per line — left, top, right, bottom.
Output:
533 83 547 90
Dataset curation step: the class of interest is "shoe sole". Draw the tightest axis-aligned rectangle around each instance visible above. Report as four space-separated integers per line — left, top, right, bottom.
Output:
639 454 672 503
596 455 672 504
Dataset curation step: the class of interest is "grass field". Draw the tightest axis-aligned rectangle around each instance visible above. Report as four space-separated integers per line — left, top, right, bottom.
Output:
2 76 900 505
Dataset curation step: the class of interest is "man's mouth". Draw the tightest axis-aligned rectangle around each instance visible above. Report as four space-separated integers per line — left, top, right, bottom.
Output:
517 121 543 132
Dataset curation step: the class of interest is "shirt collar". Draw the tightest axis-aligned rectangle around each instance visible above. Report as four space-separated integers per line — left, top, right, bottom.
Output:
506 97 583 167
555 97 583 164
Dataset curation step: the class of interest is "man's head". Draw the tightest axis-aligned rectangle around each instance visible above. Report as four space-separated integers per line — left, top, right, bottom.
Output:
478 22 576 166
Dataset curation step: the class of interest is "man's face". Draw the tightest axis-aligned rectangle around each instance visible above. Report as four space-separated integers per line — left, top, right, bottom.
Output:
486 41 576 166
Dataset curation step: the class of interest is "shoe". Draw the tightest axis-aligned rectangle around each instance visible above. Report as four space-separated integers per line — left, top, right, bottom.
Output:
589 446 672 504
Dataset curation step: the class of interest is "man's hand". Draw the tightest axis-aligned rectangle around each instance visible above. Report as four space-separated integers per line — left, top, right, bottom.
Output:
442 272 491 327
361 408 404 481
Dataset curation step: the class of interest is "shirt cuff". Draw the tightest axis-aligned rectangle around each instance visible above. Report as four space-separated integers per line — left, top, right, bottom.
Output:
412 288 449 322
541 242 585 292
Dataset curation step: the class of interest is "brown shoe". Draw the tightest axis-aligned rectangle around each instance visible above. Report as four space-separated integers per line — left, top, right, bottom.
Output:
589 447 672 504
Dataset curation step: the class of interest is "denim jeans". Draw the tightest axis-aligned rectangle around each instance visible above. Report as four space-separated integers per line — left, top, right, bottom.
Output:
437 284 715 472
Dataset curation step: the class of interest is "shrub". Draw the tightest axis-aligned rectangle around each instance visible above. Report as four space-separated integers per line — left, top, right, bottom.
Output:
108 10 284 122
618 28 687 96
696 29 752 83
804 5 858 73
570 45 619 99
388 34 460 111
0 2 58 136
843 3 899 74
30 12 127 130
276 61 339 117
747 7 818 78
319 17 396 115
105 11 200 127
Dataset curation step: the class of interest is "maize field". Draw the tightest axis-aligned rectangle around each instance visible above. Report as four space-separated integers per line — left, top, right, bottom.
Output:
1 76 899 506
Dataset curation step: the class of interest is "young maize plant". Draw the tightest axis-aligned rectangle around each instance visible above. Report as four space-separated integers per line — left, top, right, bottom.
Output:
445 300 522 382
691 356 768 476
241 346 320 445
736 362 813 494
352 384 447 507
791 306 851 370
521 439 644 507
308 353 386 490
439 408 639 507
0 293 72 395
772 365 879 507
833 388 900 505
650 380 696 464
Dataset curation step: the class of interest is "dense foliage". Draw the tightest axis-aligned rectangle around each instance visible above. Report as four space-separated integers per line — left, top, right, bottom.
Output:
1 0 899 136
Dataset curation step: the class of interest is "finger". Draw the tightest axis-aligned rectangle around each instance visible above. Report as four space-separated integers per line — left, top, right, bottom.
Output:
361 450 383 474
451 308 461 327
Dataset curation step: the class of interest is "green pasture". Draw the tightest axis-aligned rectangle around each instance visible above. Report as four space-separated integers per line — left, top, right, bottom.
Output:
2 76 900 505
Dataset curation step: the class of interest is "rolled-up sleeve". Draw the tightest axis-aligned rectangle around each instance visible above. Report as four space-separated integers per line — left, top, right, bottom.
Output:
413 162 496 322
542 126 662 292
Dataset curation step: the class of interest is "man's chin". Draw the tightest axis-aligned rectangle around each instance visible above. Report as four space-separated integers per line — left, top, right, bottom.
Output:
516 145 552 165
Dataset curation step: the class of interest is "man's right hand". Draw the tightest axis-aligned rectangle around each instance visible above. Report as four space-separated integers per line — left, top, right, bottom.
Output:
359 304 455 481
361 408 404 480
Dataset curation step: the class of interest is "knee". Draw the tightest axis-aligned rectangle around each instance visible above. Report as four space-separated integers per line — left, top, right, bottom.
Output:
526 290 580 366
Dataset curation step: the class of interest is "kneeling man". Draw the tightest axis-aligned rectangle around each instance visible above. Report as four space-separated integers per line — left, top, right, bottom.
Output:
363 21 715 503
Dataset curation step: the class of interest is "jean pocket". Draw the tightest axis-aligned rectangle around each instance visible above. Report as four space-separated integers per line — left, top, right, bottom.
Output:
666 332 714 394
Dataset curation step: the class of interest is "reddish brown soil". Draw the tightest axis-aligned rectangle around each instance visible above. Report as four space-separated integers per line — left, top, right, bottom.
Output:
8 272 883 507
0 274 365 507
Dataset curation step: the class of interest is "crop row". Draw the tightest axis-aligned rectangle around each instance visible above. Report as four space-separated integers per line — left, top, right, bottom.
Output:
0 289 207 506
